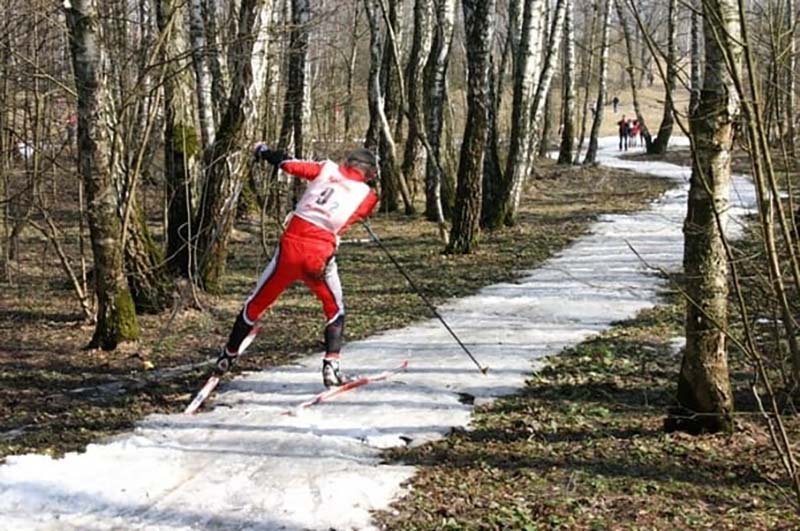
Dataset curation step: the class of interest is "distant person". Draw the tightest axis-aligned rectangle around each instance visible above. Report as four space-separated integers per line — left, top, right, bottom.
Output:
66 113 77 144
612 95 620 113
630 120 641 147
618 116 630 151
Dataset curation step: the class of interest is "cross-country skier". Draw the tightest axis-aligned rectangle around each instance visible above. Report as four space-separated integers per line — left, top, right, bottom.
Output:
215 145 379 387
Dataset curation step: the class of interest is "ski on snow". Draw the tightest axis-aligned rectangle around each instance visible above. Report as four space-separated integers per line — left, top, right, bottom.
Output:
184 326 260 414
287 359 410 414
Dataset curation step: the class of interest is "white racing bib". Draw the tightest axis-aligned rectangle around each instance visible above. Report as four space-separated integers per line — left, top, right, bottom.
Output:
293 161 371 234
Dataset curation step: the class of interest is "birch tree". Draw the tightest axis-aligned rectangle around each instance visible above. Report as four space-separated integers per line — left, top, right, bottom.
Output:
668 0 741 434
189 0 215 150
557 0 575 164
194 0 271 293
401 0 433 194
646 0 676 154
445 0 496 253
423 0 456 222
65 0 140 348
482 0 545 229
583 0 611 165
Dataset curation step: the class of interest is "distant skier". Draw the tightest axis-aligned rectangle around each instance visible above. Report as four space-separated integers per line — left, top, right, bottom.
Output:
216 145 379 387
612 95 620 113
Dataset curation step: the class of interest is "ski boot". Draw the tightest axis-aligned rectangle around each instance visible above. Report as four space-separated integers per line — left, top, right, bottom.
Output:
214 348 239 375
322 357 352 387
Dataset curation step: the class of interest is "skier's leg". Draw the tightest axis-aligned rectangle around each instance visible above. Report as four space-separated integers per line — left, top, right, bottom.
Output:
217 241 296 373
304 256 348 386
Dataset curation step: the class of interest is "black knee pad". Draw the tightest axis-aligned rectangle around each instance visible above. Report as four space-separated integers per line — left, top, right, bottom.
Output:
324 314 345 353
226 311 254 354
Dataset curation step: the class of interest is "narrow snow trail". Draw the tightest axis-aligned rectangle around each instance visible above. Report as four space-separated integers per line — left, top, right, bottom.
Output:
0 138 756 530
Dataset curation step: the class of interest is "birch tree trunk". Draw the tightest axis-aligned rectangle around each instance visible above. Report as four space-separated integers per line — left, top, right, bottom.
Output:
511 0 566 213
689 0 701 116
158 0 199 277
668 0 741 434
344 2 360 139
786 0 796 156
583 0 611 165
557 0 575 164
647 0 676 154
65 0 140 349
573 1 599 163
364 0 385 153
189 0 216 150
423 0 456 221
194 0 270 293
482 0 545 229
445 0 496 253
401 0 433 194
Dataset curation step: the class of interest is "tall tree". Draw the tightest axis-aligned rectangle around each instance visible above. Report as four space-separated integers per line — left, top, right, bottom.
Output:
158 0 198 278
646 0 676 154
65 0 139 348
582 0 611 165
423 0 457 222
557 0 575 164
573 1 599 163
193 0 270 293
401 0 433 195
786 0 796 156
667 0 742 434
482 0 545 229
188 0 216 150
445 0 496 253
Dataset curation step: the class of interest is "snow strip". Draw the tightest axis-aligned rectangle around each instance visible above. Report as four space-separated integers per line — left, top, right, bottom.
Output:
0 137 756 530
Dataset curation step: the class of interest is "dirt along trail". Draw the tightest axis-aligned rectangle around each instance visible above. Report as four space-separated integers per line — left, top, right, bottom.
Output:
0 137 755 530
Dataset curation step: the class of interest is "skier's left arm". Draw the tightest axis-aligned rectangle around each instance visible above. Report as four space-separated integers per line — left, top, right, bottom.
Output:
339 189 379 234
253 143 322 180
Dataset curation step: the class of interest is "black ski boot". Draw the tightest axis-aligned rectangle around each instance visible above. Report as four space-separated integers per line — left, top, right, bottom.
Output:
215 348 238 375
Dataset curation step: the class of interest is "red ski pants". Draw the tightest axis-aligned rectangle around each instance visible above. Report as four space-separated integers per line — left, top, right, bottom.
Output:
242 233 344 326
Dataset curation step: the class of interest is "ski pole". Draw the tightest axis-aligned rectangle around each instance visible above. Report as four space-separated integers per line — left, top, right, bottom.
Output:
362 222 489 374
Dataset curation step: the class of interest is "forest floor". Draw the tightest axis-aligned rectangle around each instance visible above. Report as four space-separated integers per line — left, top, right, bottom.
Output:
4 146 799 529
375 149 800 529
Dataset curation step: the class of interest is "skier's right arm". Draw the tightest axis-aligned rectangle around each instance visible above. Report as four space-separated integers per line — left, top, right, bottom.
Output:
253 143 322 180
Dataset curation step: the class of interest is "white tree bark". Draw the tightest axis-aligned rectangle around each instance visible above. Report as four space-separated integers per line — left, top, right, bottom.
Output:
583 0 611 164
500 0 545 222
509 0 567 216
188 0 216 149
557 0 575 164
423 0 456 220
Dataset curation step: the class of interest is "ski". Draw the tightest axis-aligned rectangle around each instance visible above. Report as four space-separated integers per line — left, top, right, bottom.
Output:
184 326 261 414
291 359 409 412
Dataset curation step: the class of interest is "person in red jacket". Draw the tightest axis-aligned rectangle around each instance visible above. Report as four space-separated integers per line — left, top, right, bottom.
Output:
216 145 380 387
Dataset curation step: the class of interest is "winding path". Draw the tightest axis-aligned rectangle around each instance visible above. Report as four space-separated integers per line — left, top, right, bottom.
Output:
0 138 755 530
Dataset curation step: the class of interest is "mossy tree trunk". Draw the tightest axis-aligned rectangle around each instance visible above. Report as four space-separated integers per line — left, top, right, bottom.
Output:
125 204 173 314
65 0 139 349
667 0 741 435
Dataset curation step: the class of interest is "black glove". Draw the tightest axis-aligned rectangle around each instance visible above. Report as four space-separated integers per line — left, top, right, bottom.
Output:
253 143 289 166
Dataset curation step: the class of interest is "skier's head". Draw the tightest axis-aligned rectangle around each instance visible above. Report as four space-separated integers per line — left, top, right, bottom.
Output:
344 148 378 181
